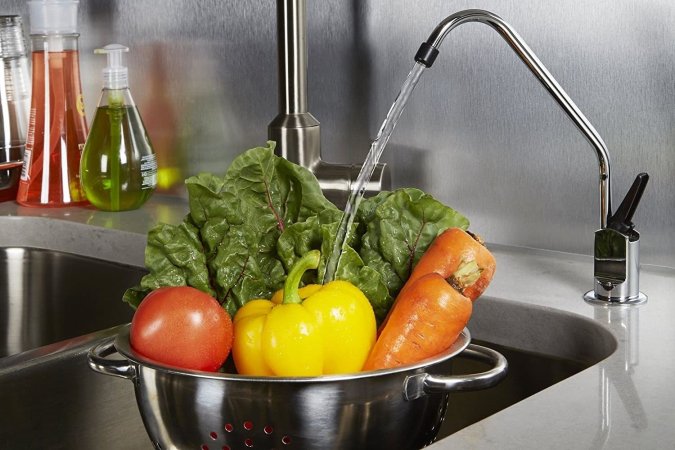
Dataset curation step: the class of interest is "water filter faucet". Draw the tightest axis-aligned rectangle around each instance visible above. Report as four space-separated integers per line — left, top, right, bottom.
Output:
413 9 649 305
268 0 389 208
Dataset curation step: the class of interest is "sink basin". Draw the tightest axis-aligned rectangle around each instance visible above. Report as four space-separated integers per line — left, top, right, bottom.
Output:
0 242 149 450
0 247 147 358
0 293 617 449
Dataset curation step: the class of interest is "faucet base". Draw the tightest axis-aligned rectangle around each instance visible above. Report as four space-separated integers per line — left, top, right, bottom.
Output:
583 290 647 306
269 112 321 168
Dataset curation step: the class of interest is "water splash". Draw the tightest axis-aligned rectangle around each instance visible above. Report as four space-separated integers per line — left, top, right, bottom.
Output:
323 62 427 283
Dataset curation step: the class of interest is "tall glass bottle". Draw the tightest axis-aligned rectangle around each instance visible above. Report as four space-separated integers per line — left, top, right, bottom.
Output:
0 15 30 202
16 0 88 207
80 44 157 211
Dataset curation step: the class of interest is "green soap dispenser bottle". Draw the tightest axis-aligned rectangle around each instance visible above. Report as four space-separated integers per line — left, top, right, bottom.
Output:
81 44 157 211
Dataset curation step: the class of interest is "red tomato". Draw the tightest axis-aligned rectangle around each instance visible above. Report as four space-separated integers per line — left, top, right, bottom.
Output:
130 286 233 371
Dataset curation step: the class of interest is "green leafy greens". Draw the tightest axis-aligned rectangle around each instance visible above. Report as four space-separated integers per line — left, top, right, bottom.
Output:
123 142 469 321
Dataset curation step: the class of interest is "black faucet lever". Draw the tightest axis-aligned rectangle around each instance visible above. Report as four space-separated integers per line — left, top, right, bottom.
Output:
607 173 649 239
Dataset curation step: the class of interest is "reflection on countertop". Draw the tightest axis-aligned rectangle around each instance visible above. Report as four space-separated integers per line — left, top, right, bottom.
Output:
0 194 188 232
0 195 188 266
591 304 647 448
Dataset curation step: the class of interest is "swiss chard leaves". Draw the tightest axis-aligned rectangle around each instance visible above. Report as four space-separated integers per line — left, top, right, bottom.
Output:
124 142 338 312
124 143 470 324
122 218 214 308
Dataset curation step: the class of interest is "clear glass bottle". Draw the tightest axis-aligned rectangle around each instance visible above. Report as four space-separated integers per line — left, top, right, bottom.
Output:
16 0 88 207
80 44 157 211
0 15 30 202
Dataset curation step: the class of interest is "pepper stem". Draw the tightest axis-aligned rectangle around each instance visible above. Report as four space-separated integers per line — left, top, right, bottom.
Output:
283 250 321 304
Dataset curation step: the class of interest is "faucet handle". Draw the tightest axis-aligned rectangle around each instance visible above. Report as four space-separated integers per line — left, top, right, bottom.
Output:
607 173 649 240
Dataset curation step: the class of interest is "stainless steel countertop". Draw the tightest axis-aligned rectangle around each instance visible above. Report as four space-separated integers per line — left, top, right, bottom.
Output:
1 196 673 449
0 195 188 266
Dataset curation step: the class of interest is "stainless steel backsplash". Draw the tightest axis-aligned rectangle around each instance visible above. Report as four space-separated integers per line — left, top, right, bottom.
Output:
1 0 672 267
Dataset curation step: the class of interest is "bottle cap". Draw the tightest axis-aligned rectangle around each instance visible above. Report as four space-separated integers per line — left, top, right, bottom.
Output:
95 44 129 89
28 0 79 35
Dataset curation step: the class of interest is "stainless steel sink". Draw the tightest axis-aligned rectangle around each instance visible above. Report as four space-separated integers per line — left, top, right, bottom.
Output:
0 326 147 450
0 294 617 450
0 217 618 449
0 244 149 450
0 247 146 358
435 298 617 440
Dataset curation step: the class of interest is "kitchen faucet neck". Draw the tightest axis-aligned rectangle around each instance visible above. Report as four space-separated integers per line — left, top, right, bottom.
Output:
416 9 612 229
269 0 389 207
416 9 649 304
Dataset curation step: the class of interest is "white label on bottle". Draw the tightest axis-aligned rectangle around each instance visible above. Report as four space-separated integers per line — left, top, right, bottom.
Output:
141 154 158 189
21 109 37 181
26 108 36 149
20 148 31 181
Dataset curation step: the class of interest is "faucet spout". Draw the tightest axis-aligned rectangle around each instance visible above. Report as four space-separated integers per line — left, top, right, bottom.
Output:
415 9 612 229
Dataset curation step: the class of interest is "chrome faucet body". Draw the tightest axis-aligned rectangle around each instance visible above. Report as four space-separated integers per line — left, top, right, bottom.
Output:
269 0 389 208
415 10 648 304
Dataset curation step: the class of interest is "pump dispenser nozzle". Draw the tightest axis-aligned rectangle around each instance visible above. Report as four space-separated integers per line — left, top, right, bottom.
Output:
95 44 129 90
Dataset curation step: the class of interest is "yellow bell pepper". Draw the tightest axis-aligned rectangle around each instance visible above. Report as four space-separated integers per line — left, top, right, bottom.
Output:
232 250 376 376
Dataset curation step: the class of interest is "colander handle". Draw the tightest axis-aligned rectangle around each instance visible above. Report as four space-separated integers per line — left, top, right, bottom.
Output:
403 344 508 400
87 337 137 381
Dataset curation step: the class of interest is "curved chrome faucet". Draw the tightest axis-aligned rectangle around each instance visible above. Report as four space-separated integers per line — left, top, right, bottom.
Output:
415 10 648 304
416 9 612 228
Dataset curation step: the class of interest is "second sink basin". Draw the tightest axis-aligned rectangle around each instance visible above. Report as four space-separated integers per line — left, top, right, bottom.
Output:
0 246 146 358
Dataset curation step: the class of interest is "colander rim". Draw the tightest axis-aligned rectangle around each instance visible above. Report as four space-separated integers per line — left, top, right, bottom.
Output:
114 324 471 382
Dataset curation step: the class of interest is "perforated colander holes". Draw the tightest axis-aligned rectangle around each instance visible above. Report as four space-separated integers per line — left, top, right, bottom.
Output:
200 421 293 449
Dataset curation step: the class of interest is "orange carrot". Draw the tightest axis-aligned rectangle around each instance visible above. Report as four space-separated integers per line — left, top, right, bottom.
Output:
363 273 472 370
407 228 496 301
364 228 496 371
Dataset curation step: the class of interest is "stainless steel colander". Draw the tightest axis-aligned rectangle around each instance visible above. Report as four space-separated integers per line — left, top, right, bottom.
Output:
88 325 506 450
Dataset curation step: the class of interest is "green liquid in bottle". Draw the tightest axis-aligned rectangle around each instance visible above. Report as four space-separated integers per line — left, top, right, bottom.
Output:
81 103 157 211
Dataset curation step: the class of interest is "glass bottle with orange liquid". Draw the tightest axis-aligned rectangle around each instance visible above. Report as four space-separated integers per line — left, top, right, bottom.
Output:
16 0 88 207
